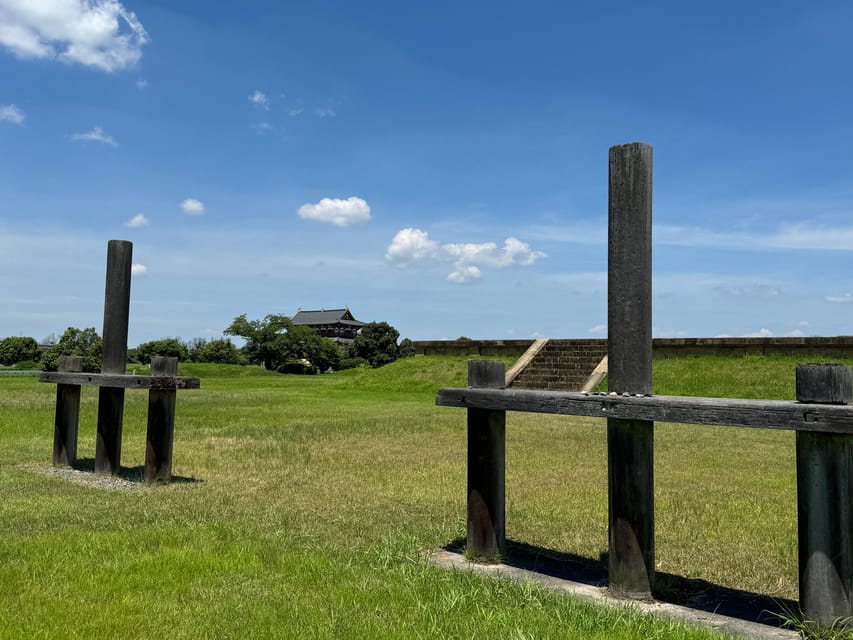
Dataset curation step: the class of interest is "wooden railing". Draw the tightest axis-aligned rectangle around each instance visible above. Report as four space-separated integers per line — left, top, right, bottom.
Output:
436 143 853 626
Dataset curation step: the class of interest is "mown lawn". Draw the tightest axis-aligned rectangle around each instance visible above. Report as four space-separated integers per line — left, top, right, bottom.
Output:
2 354 847 639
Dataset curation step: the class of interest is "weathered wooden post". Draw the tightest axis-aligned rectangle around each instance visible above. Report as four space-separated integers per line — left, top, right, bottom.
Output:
796 363 853 626
145 357 179 483
607 142 655 598
467 360 507 559
95 240 133 475
52 355 82 466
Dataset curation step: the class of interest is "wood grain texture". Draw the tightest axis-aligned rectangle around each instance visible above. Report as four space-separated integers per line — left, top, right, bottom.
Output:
145 357 178 483
436 388 853 433
467 361 506 559
796 364 853 625
607 142 655 599
101 240 133 374
52 356 82 466
39 372 200 389
796 363 851 405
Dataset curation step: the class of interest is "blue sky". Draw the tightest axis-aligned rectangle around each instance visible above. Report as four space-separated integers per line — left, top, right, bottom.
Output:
1 1 852 347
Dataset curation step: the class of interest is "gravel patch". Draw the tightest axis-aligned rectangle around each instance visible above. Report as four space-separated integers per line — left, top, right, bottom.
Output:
19 463 146 492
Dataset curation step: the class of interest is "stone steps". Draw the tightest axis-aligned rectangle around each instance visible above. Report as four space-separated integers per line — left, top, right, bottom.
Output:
510 340 607 391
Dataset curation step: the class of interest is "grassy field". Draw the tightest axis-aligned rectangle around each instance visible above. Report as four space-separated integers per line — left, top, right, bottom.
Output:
2 354 850 639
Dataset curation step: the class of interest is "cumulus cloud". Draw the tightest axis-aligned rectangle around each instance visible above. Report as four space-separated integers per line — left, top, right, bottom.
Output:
386 228 546 283
125 213 148 228
588 324 607 336
385 228 439 264
131 263 147 275
249 90 269 110
71 126 117 146
826 293 853 303
136 78 147 89
181 198 205 215
0 0 150 72
0 103 24 124
297 197 370 227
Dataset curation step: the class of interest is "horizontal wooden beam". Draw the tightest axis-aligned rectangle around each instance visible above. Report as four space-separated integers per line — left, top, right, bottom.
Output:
436 388 853 434
40 372 200 390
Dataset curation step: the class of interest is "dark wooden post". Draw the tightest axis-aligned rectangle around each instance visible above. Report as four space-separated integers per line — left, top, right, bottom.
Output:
95 240 132 475
467 360 507 560
145 357 179 483
52 355 82 466
796 363 853 626
607 142 655 598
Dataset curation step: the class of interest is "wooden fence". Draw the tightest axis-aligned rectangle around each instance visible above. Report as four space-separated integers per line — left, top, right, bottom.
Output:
436 143 853 626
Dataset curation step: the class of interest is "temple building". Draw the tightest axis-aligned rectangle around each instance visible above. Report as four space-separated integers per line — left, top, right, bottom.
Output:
291 307 366 344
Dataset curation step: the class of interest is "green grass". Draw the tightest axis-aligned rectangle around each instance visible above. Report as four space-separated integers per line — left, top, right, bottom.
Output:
2 354 847 638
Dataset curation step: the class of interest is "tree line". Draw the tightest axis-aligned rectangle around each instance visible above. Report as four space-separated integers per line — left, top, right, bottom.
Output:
1 314 414 374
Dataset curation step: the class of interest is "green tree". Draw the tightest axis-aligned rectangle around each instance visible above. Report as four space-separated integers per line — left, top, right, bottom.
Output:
224 314 291 370
136 338 189 364
41 327 103 373
277 326 341 373
191 338 247 365
348 321 400 368
0 336 40 366
398 338 416 359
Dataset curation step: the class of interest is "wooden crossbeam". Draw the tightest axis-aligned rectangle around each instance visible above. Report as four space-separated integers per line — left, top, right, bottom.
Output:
437 387 853 434
40 371 200 390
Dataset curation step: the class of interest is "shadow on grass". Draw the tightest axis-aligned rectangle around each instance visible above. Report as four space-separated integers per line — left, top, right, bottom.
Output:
72 458 203 484
443 537 795 628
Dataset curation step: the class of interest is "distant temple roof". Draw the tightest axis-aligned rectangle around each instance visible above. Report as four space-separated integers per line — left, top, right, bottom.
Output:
292 308 366 328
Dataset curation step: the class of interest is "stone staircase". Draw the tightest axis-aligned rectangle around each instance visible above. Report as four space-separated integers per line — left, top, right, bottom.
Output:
508 339 608 391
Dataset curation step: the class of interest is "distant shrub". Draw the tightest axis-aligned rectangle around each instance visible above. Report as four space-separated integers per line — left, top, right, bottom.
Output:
189 338 247 365
0 336 40 366
136 338 188 363
276 359 318 375
398 338 416 359
41 327 102 373
339 356 369 370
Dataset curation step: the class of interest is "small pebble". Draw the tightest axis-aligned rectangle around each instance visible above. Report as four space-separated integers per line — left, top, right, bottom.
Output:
609 392 617 396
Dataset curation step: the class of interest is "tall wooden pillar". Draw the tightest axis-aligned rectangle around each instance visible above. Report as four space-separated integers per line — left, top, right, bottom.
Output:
467 360 507 560
95 240 132 475
796 364 853 627
607 142 655 598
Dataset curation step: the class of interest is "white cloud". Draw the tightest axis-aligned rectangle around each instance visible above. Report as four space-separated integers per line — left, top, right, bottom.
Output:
253 121 273 133
826 293 853 303
748 328 774 338
447 265 482 284
588 324 607 336
385 228 439 264
656 223 853 252
249 90 270 110
125 213 148 228
181 198 205 215
131 263 147 275
315 106 336 118
297 197 370 227
71 126 117 146
0 103 24 124
0 0 150 72
135 78 147 89
386 228 546 283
